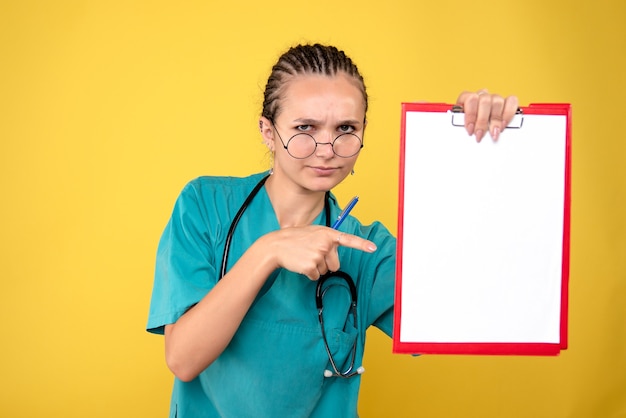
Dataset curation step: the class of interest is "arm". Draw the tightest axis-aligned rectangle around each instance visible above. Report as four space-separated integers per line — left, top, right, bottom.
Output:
164 226 376 382
164 234 275 382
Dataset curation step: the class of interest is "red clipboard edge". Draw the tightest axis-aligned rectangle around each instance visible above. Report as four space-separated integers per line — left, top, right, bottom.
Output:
393 102 572 355
393 342 563 356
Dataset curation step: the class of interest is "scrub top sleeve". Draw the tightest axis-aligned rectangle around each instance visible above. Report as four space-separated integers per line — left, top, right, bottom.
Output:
363 223 396 339
147 181 217 335
368 256 395 338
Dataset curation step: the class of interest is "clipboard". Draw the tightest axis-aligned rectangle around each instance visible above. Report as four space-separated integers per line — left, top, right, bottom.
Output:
393 103 571 355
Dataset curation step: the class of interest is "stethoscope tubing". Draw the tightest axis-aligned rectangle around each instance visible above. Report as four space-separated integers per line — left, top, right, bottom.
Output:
219 175 270 279
218 173 362 378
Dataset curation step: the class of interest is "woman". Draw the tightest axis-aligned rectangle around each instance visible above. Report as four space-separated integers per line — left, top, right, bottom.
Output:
147 43 519 417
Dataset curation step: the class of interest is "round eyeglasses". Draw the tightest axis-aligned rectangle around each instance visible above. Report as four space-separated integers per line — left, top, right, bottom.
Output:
273 126 363 159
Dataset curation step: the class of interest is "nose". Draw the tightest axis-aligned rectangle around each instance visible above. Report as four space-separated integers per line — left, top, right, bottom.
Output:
314 132 335 158
314 142 334 158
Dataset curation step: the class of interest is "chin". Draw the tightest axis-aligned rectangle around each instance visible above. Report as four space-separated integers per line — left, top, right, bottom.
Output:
305 173 347 192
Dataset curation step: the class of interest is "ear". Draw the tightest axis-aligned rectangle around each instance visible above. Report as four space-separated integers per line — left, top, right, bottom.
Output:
259 117 275 152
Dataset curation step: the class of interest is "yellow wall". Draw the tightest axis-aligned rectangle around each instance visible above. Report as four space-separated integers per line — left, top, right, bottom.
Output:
1 1 624 417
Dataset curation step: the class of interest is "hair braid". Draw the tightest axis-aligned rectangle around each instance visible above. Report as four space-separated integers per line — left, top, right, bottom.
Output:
261 44 368 122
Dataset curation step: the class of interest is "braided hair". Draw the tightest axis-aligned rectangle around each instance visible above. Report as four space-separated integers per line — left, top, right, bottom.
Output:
261 44 368 122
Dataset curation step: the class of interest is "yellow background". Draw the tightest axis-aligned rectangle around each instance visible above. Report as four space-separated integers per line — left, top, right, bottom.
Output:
1 1 624 417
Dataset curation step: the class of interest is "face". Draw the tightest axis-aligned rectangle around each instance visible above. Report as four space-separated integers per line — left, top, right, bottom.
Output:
262 73 366 194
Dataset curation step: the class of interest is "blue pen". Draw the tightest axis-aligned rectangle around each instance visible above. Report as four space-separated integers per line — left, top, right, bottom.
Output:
331 196 359 229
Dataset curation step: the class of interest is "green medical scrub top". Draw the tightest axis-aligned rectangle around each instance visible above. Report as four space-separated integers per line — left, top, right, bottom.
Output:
147 172 397 418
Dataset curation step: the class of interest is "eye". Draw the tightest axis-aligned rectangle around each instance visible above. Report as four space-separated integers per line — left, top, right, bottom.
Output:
338 125 356 134
296 125 312 132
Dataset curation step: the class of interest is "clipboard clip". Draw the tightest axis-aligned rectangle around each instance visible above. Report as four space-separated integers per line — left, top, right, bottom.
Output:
451 105 524 129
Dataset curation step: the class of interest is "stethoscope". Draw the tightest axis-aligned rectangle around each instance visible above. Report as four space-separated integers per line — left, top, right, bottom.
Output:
218 174 364 378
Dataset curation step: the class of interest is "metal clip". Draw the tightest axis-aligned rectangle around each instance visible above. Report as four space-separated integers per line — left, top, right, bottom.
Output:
451 106 524 129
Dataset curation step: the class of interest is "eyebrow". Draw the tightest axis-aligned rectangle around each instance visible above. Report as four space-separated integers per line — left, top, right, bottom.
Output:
292 118 362 126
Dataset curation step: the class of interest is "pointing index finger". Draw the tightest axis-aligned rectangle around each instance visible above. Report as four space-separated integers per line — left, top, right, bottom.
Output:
335 231 377 253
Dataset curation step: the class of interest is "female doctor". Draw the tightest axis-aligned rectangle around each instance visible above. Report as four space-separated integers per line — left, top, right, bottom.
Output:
147 43 519 417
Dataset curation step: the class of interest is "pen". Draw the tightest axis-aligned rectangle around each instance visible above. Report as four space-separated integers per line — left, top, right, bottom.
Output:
331 196 359 230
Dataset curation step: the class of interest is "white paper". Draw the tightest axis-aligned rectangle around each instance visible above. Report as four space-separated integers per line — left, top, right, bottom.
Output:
400 111 567 344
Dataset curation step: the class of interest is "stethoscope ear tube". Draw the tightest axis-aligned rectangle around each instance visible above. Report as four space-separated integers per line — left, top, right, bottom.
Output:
219 174 270 279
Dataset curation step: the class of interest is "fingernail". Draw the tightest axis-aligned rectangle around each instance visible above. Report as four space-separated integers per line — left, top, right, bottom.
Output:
475 129 484 143
466 123 475 136
492 127 500 141
367 243 377 252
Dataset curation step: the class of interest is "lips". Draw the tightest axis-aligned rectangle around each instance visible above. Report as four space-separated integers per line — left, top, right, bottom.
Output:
310 166 338 176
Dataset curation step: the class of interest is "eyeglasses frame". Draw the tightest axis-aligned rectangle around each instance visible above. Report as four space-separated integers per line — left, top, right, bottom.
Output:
270 121 363 159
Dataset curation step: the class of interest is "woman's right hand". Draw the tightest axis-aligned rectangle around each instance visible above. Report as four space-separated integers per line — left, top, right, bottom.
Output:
262 226 377 281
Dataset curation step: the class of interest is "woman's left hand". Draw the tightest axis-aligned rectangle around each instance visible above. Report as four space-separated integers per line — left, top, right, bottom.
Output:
456 90 519 142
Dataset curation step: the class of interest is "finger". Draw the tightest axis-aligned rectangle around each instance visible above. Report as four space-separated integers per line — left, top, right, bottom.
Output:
324 248 340 272
333 231 377 253
317 260 329 276
455 89 487 108
488 95 505 141
301 265 321 281
502 95 520 128
474 93 492 143
456 91 479 136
